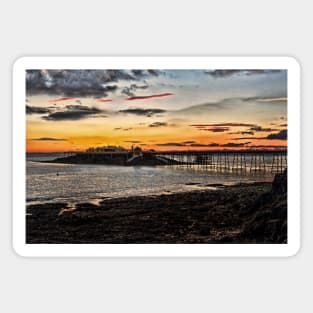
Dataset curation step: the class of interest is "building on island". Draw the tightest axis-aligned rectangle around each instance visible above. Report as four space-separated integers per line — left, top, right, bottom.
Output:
86 145 127 153
85 145 143 160
133 146 143 157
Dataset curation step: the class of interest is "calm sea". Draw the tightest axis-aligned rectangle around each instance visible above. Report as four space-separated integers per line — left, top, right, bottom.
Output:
26 153 275 205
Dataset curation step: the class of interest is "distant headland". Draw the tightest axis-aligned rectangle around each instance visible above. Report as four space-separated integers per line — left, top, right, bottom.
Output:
44 145 176 166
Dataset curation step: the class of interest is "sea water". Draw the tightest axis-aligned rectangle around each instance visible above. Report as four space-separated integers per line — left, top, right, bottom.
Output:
26 153 275 205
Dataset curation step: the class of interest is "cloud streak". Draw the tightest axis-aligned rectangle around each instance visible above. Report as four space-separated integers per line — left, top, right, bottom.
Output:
190 123 256 128
124 140 142 143
204 70 282 78
190 122 280 134
48 97 76 102
119 108 166 117
148 122 168 128
155 141 252 148
121 83 149 97
200 127 230 132
234 129 287 140
126 93 174 101
156 142 185 147
26 105 51 115
256 97 287 102
249 126 279 132
31 137 67 141
42 105 103 121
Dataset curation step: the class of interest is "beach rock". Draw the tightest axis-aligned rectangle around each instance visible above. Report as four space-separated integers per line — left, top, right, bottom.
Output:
239 170 287 243
271 169 287 195
199 226 211 236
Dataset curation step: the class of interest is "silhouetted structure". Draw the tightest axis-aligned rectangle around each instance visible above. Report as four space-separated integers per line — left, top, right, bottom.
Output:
61 149 287 173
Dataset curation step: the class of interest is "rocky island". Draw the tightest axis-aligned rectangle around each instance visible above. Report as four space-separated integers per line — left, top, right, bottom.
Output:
45 146 177 166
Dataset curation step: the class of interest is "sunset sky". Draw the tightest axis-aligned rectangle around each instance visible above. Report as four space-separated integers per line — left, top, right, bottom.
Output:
26 69 287 152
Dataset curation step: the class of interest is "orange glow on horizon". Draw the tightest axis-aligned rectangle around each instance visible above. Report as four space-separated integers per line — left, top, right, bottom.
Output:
26 137 287 153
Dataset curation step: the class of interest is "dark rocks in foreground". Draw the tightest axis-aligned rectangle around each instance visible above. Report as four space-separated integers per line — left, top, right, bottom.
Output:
239 169 287 243
26 171 287 244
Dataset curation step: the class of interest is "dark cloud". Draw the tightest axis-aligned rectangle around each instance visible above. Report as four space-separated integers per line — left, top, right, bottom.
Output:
132 83 149 90
233 137 259 140
234 129 287 140
242 96 287 103
113 127 133 131
131 70 161 77
249 126 278 132
121 88 135 97
131 70 145 77
156 142 185 147
26 105 51 115
119 108 166 117
155 141 251 148
191 123 280 134
42 105 103 121
204 70 282 78
266 129 287 140
189 143 214 147
148 122 168 128
229 130 255 135
248 145 287 149
156 142 221 147
280 124 288 127
221 142 247 147
26 69 158 97
243 131 255 135
27 71 119 97
121 83 149 97
199 127 230 132
147 70 160 76
190 123 256 128
124 140 142 143
181 141 197 144
31 137 67 141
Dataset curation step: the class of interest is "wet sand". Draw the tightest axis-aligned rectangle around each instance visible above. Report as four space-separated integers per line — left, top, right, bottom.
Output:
26 171 287 244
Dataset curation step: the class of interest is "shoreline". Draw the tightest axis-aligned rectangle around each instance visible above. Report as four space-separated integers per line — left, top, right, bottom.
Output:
26 180 273 206
26 171 287 244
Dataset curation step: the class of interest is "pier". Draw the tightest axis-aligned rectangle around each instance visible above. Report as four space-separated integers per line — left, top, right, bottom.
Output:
62 149 287 173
